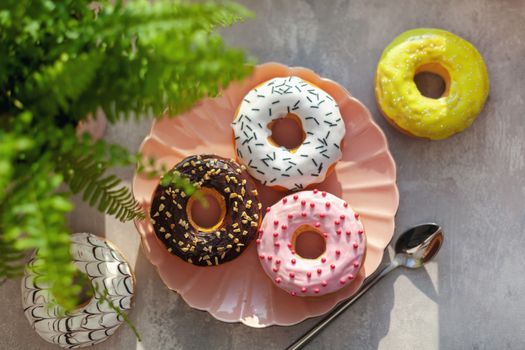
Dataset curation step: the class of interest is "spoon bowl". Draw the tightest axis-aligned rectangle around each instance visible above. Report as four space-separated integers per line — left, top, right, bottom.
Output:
394 223 444 269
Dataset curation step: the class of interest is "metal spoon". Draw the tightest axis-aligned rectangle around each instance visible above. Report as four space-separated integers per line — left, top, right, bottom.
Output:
287 223 444 350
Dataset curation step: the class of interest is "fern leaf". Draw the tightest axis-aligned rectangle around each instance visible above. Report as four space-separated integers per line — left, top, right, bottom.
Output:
57 151 144 222
85 1 254 121
0 236 25 279
1 162 80 311
21 52 104 119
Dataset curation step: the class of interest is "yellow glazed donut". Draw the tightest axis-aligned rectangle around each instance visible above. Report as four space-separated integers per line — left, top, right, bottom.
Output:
375 28 489 140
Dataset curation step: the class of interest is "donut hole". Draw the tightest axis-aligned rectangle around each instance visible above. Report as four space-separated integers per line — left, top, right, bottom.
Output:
71 270 94 310
292 225 326 259
267 114 306 152
187 187 226 232
414 63 451 99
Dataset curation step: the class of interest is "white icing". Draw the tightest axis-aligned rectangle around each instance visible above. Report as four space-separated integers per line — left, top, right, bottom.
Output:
232 76 345 190
21 233 134 348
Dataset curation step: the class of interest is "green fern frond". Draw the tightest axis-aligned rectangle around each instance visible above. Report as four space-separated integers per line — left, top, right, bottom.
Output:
1 161 80 311
57 151 145 222
1 0 253 316
0 128 33 201
97 285 142 342
0 236 25 279
82 1 254 121
21 52 104 119
115 1 252 35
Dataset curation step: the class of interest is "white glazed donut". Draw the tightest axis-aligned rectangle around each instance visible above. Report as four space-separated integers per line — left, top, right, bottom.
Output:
21 233 135 348
232 76 345 191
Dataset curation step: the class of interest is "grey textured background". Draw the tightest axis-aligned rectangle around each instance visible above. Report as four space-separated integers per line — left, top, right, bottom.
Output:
2 0 525 349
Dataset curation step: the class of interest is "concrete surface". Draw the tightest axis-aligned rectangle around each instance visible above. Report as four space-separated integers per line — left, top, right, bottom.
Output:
2 0 525 349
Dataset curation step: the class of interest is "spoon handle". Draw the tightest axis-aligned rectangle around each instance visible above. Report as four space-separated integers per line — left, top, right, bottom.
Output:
286 262 399 350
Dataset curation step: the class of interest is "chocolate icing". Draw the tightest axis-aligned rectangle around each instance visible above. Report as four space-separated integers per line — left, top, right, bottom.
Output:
150 155 262 266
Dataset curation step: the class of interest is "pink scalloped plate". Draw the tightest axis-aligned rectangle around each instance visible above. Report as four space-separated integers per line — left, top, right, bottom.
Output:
132 63 399 328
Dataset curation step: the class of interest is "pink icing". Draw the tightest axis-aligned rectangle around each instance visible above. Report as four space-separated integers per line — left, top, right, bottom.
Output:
257 190 366 297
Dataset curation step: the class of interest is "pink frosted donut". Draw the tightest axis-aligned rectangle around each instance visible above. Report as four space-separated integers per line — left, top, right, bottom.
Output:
257 190 366 297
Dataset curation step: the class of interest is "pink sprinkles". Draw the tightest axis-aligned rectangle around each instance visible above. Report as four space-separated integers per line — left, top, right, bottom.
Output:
258 191 366 297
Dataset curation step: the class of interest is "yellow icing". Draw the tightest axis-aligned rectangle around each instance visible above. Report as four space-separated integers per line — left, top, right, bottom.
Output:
375 28 489 140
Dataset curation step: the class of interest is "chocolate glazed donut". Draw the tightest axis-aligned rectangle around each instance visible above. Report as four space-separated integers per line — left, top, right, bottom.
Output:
150 155 262 266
